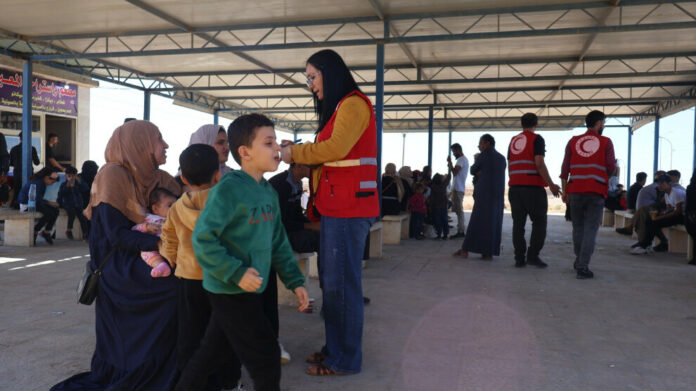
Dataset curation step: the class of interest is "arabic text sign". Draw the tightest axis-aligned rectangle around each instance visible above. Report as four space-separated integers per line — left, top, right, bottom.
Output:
0 66 78 117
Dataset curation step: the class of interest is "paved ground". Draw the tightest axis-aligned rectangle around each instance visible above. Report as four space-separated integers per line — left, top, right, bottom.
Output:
2 213 696 391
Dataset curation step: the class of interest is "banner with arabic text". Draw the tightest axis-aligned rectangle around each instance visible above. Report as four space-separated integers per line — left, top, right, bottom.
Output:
0 66 78 117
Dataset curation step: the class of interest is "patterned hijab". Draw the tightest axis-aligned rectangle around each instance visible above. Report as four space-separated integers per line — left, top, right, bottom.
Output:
85 120 181 223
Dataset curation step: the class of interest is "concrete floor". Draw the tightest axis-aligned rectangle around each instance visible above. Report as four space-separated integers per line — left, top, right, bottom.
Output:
2 213 696 391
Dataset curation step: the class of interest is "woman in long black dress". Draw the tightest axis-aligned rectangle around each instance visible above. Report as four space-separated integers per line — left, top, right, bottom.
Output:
51 120 181 390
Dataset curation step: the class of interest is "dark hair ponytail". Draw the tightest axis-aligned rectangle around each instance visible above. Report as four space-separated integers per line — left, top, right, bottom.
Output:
306 49 361 132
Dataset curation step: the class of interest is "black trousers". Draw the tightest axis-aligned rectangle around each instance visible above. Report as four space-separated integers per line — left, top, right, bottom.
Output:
640 214 684 247
685 215 696 261
177 278 241 390
64 206 89 232
509 186 548 261
175 291 281 391
287 229 320 254
35 203 59 232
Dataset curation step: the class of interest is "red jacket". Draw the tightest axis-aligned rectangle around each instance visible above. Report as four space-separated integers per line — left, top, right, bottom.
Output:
507 131 546 187
566 131 611 197
312 91 380 218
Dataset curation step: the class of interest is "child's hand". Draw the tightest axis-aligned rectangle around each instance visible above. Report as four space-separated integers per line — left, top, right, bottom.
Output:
238 268 263 292
294 286 309 312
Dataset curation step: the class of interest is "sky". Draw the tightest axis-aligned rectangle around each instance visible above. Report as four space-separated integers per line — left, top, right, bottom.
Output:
90 81 695 187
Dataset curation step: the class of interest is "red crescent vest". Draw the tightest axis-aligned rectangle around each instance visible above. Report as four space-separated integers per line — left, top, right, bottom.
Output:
308 91 380 219
567 131 610 197
507 131 546 187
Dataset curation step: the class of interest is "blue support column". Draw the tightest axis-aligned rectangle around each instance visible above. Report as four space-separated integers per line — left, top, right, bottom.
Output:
21 61 32 186
627 126 632 188
213 109 219 125
143 90 151 121
448 127 452 155
427 106 434 169
375 21 387 211
693 108 696 169
293 130 299 143
653 116 660 172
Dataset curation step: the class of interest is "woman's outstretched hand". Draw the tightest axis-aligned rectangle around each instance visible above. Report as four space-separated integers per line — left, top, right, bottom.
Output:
294 286 310 312
280 140 294 164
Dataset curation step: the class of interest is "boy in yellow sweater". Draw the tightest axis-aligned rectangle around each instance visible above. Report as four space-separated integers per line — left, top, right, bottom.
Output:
159 144 243 390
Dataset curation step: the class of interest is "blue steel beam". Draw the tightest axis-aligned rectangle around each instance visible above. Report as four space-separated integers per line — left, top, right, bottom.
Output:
143 90 151 120
216 81 696 100
143 51 696 77
147 70 696 91
213 109 219 125
30 21 696 61
21 61 32 187
627 127 632 188
31 0 691 41
428 106 434 169
376 21 387 204
654 116 660 172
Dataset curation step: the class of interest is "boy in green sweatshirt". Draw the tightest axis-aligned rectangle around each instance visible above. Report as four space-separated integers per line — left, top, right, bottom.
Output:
175 114 309 391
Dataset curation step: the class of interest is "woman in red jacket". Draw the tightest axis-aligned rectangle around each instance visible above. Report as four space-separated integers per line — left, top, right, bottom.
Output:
281 49 379 376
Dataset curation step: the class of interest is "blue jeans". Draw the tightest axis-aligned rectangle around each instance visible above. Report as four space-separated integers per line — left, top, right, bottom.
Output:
319 216 373 373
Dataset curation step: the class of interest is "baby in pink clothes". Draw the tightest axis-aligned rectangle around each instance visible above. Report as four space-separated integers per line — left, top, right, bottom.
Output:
133 188 177 278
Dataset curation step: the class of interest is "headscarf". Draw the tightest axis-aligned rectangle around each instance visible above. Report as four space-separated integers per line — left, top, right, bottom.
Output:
189 124 232 175
79 160 99 187
383 163 405 202
398 166 413 186
85 120 181 223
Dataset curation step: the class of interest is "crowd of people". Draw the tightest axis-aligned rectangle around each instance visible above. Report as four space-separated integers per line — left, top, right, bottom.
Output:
0 46 690 391
383 110 696 278
46 49 378 391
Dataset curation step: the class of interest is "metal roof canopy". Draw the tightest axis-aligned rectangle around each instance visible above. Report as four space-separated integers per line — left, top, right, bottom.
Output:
2 0 696 134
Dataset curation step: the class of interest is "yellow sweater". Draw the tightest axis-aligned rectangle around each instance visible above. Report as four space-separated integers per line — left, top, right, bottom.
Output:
292 95 372 192
159 189 210 280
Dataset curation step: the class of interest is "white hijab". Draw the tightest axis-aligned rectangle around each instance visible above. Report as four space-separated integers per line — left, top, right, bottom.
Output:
189 124 232 175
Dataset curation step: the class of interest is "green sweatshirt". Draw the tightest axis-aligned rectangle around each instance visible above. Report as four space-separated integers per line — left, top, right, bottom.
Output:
193 170 305 295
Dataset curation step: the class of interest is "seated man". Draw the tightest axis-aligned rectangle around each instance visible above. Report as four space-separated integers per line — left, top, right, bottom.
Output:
668 169 684 191
269 163 319 253
631 174 685 254
620 170 665 238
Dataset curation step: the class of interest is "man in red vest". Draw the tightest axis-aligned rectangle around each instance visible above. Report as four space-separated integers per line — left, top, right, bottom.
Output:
560 110 616 279
507 113 561 269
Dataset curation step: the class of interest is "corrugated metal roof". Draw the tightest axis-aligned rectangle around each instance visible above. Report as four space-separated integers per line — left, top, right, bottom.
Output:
1 0 695 132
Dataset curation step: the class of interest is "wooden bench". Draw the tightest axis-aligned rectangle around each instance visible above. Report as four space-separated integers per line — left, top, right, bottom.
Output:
277 252 315 306
668 225 692 259
0 209 40 246
368 221 383 258
1 208 83 246
614 210 634 230
382 213 409 244
601 208 615 227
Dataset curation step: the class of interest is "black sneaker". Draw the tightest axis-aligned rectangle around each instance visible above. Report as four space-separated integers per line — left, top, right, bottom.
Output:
66 231 74 240
41 231 54 245
527 257 548 269
514 258 527 268
576 268 594 279
653 242 668 252
615 227 632 235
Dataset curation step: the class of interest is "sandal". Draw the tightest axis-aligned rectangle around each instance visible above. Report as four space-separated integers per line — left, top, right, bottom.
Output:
305 352 325 364
306 363 346 376
452 249 468 258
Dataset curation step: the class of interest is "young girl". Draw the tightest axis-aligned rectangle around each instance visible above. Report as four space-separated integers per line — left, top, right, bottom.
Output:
430 172 451 240
133 188 177 277
408 182 427 239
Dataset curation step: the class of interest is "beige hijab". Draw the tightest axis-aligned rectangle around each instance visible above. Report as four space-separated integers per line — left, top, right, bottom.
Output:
398 166 413 186
383 163 405 202
85 120 181 223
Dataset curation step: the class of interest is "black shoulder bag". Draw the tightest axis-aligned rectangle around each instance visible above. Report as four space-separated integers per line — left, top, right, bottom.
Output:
77 248 116 305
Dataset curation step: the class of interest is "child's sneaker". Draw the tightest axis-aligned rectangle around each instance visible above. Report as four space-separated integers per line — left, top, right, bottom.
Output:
279 342 291 365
